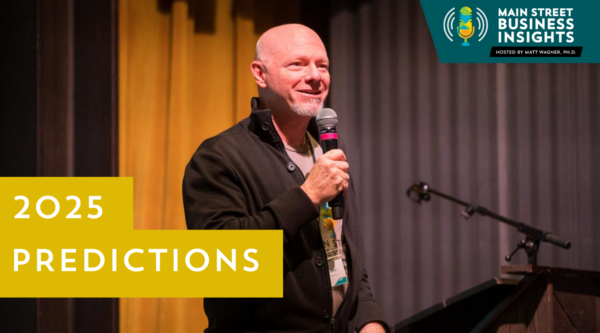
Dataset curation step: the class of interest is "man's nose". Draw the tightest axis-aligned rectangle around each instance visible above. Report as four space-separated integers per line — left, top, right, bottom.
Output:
304 64 321 83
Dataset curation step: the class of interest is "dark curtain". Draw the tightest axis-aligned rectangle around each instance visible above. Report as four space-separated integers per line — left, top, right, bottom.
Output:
0 0 119 331
329 0 600 324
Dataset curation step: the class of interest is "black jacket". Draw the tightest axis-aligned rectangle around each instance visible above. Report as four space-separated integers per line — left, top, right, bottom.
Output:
183 98 389 333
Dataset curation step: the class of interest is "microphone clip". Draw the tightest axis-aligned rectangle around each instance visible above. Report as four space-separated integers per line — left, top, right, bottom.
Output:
406 181 431 204
505 237 540 265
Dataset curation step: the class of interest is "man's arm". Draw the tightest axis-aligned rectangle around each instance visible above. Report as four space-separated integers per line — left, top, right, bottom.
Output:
183 149 319 240
354 268 391 333
183 148 349 235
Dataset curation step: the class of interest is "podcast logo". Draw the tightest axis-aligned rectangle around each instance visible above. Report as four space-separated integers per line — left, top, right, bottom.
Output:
443 6 488 46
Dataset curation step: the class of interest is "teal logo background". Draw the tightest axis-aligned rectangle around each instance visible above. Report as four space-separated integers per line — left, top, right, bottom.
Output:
420 0 600 63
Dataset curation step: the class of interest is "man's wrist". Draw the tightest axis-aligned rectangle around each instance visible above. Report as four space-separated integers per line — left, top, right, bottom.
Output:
300 184 320 206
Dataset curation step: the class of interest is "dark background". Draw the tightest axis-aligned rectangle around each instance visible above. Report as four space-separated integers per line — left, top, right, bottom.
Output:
329 0 599 324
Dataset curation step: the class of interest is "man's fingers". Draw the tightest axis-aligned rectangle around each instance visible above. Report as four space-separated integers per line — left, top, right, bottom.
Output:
334 161 349 172
333 168 349 181
336 179 348 192
340 171 350 181
324 149 346 161
307 149 351 205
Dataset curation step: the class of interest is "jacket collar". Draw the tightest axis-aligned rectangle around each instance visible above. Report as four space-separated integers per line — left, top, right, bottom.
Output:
246 97 321 148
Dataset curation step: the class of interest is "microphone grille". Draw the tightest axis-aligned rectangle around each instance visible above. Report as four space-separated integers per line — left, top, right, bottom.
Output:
316 108 338 129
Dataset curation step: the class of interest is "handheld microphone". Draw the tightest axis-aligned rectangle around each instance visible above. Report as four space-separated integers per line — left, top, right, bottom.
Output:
316 108 344 220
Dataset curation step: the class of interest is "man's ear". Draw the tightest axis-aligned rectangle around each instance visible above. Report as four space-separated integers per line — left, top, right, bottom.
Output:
250 61 268 89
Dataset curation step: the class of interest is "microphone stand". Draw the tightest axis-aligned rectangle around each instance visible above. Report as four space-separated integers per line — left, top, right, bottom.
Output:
406 181 571 265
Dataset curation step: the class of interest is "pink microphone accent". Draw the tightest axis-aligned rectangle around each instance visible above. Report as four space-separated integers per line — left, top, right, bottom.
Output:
320 133 338 141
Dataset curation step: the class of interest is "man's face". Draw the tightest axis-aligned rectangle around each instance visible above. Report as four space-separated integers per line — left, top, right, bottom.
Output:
263 35 330 117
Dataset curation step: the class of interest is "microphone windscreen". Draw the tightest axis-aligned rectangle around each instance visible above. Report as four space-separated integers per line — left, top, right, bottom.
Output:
316 108 338 130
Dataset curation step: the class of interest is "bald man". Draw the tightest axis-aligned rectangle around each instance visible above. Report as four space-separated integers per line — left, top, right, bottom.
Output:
183 24 389 333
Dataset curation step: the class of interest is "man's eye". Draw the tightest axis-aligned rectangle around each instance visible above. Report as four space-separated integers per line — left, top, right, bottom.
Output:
290 62 302 67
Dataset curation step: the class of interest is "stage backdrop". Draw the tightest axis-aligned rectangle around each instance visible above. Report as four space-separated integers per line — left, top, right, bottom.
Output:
119 0 302 331
119 0 600 330
330 0 600 325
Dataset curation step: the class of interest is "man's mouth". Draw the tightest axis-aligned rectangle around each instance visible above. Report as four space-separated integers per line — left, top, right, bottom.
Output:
297 90 322 96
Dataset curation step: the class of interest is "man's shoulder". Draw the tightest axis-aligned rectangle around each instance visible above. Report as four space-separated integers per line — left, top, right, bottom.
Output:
197 122 246 152
192 118 264 160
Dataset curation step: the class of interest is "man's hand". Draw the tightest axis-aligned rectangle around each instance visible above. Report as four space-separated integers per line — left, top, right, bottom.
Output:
300 149 349 206
359 322 386 333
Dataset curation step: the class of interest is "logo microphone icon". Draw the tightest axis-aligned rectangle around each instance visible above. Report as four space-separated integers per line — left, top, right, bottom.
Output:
443 6 488 46
457 6 475 46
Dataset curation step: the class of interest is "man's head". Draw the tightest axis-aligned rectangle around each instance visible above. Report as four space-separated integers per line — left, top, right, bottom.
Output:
251 24 329 118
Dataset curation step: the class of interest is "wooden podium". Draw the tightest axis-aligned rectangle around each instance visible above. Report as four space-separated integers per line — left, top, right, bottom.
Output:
394 265 600 333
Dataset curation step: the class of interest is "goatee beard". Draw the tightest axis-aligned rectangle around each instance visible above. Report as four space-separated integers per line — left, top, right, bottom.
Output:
290 99 324 117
